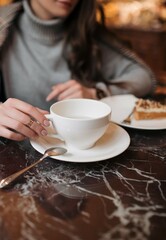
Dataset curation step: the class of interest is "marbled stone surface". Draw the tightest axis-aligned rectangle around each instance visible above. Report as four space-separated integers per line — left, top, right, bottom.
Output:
0 127 166 240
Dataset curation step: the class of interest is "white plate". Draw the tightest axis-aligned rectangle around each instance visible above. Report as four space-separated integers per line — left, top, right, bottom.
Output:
30 123 130 163
102 94 166 130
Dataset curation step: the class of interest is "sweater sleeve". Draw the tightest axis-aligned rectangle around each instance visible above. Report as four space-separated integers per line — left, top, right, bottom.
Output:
98 41 156 98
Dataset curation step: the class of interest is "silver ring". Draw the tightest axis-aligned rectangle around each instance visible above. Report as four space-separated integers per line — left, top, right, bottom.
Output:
27 119 34 128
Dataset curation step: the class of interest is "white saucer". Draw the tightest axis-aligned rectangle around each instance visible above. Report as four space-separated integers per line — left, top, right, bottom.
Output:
30 123 130 163
102 94 166 130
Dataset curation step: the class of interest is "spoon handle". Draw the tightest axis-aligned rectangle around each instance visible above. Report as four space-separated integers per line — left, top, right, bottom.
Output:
0 156 45 189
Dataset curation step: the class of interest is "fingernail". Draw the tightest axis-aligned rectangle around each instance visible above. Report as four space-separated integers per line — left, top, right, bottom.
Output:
43 120 50 126
41 130 48 136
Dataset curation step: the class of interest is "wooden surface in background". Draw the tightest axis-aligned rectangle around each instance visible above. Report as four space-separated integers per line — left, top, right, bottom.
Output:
111 27 166 88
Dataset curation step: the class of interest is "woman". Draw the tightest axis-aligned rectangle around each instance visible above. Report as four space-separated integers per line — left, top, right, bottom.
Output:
0 0 156 141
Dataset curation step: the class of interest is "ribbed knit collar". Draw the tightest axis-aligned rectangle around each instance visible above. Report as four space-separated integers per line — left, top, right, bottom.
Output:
19 0 65 44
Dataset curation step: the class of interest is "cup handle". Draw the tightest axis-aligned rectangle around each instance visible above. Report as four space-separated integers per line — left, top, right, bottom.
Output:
45 114 63 140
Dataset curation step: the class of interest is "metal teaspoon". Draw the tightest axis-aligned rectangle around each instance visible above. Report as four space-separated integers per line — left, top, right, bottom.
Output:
0 147 67 189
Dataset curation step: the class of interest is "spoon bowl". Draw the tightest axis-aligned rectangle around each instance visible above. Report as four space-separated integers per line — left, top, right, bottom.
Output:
44 147 67 157
0 146 67 189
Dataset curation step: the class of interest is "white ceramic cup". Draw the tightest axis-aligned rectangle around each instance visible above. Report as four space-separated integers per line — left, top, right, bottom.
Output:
46 98 111 150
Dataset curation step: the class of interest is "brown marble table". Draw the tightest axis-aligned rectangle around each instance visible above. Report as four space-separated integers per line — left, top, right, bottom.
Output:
0 114 166 240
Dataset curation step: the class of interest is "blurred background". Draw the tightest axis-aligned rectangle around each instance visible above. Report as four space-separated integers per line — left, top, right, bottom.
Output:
0 0 11 5
99 0 166 91
100 0 166 29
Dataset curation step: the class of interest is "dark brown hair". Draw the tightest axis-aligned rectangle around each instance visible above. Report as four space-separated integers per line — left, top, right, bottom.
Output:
64 0 107 86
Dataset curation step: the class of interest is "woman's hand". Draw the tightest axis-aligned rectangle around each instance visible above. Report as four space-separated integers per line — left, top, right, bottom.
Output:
0 98 50 141
46 79 97 101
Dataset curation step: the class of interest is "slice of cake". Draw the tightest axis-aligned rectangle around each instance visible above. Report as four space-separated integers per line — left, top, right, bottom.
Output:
133 99 166 120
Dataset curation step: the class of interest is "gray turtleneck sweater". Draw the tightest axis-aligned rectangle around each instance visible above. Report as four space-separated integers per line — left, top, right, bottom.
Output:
1 1 155 109
2 0 70 109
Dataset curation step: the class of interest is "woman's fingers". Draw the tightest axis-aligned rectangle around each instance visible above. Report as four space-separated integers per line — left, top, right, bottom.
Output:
57 85 83 100
46 82 71 101
0 115 38 138
4 98 49 127
36 107 49 115
3 107 48 137
46 80 96 101
0 126 26 141
0 98 50 140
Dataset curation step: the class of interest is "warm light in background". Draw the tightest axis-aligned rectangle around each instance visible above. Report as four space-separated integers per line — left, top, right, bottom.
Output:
102 0 166 29
0 0 11 5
